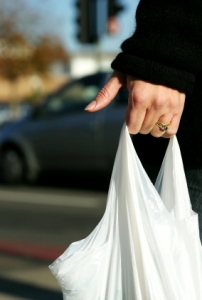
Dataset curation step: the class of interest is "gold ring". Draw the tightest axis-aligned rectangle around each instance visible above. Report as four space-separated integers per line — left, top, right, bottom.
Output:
155 121 170 132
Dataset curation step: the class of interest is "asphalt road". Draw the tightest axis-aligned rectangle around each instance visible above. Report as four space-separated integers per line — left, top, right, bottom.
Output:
0 185 108 300
0 185 107 247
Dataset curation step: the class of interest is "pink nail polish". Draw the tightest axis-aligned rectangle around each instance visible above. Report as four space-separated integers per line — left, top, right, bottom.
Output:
84 100 96 111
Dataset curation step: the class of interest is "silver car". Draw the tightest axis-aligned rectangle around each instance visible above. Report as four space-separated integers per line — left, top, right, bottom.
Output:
0 72 128 184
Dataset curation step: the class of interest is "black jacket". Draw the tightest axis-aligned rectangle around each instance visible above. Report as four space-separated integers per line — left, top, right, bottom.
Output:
111 0 202 167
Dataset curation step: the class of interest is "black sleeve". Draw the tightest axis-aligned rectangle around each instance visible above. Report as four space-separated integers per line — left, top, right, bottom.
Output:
111 0 202 94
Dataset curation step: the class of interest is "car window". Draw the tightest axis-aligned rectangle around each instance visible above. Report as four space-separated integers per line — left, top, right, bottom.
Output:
39 75 104 117
57 83 99 103
46 82 99 114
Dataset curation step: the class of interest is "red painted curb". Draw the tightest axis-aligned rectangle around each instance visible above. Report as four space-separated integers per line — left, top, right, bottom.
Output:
0 240 66 261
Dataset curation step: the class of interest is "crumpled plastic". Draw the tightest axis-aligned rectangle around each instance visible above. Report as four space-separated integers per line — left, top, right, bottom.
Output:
49 123 202 300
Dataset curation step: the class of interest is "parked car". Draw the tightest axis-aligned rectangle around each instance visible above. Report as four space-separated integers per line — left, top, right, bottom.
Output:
0 72 128 184
0 102 33 129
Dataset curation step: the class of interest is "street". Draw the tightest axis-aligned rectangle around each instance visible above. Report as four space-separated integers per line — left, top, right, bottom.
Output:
0 185 108 299
0 254 61 300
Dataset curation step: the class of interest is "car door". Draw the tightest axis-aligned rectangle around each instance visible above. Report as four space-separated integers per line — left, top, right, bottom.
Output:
20 73 109 172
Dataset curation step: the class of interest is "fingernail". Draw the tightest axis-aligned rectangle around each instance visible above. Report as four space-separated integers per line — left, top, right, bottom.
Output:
84 100 96 111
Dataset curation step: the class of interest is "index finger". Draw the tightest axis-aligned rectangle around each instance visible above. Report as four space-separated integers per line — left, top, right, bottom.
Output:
84 71 125 112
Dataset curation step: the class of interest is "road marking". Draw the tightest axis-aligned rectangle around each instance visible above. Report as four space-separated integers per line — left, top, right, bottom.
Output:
0 189 106 208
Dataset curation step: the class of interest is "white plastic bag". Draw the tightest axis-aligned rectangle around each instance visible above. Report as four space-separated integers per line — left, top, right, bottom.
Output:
49 124 202 300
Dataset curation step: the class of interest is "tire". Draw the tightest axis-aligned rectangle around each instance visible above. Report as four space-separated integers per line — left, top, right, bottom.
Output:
1 148 26 184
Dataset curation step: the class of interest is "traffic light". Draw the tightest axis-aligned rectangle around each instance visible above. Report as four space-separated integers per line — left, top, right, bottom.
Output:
75 0 124 44
76 0 107 44
76 0 91 43
108 0 124 18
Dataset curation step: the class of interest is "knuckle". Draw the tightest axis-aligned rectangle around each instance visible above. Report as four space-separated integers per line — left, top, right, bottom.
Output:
94 86 113 107
134 96 146 109
153 97 164 110
168 100 177 110
97 87 110 100
130 90 147 108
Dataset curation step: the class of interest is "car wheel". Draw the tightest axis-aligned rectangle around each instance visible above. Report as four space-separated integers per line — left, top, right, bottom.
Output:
1 148 26 184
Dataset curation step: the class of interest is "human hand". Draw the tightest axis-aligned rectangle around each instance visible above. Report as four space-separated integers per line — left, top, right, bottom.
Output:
84 70 186 138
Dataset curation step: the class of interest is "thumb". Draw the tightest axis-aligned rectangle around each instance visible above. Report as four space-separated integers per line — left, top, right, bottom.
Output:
84 71 124 112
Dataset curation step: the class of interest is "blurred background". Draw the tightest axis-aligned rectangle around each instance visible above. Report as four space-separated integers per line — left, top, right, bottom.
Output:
0 0 138 110
0 0 139 299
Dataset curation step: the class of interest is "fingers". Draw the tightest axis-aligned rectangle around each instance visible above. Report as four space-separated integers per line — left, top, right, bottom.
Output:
125 77 153 134
125 90 147 134
85 71 125 112
125 78 185 138
162 112 183 138
85 71 186 140
154 95 185 138
150 114 173 137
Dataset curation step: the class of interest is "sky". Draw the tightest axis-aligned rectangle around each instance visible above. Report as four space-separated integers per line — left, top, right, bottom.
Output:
31 0 140 54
